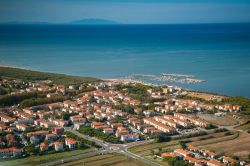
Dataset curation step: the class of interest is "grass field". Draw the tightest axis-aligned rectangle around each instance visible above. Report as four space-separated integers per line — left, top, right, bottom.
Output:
0 148 94 166
198 132 250 160
197 113 239 126
59 153 151 166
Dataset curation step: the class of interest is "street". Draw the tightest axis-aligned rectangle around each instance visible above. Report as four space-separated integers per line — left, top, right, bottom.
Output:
40 128 161 166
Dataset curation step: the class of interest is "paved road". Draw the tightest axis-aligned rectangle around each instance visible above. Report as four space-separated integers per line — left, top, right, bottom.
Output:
41 129 161 166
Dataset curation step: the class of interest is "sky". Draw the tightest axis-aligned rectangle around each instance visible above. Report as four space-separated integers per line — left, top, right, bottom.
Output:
0 0 250 24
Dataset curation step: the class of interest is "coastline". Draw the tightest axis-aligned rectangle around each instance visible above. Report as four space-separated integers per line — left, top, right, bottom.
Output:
0 65 231 99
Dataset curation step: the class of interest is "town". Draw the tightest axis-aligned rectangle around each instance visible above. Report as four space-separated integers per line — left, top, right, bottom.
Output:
0 71 249 166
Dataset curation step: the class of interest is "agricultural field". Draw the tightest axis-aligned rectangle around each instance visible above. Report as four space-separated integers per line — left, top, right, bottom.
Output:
235 121 250 131
59 153 150 166
129 130 242 165
197 113 239 126
198 132 250 160
0 148 94 166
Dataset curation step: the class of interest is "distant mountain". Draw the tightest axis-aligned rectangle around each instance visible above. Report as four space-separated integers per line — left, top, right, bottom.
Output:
0 19 120 25
0 21 50 25
70 19 120 25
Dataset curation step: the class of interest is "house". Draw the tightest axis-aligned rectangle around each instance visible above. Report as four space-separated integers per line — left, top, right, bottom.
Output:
65 138 78 149
207 159 224 166
110 123 123 129
45 133 58 142
143 118 176 133
143 110 155 117
184 156 203 165
203 150 218 159
52 126 64 135
223 156 237 165
115 127 129 137
16 123 29 131
154 116 179 128
161 152 177 158
143 126 156 134
0 114 16 123
52 119 69 127
91 122 104 129
54 142 64 151
40 142 48 151
120 134 139 142
73 122 85 130
103 128 114 135
0 147 22 158
174 149 192 157
27 130 49 137
187 145 200 152
30 136 40 145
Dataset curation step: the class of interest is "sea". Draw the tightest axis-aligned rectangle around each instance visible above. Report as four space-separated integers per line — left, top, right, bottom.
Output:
0 23 250 97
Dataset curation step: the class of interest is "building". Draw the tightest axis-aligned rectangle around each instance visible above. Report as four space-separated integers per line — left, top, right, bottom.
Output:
144 118 176 133
40 142 48 151
16 124 29 131
207 159 224 166
120 134 139 141
52 126 64 135
222 157 237 165
0 147 22 158
103 128 114 135
65 138 78 149
174 149 192 157
161 152 177 158
54 142 64 151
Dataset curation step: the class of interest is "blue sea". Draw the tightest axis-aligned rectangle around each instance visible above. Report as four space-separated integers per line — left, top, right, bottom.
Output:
0 24 250 97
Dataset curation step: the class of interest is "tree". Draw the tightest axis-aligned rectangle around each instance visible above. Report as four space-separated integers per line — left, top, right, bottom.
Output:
179 141 187 149
24 145 38 154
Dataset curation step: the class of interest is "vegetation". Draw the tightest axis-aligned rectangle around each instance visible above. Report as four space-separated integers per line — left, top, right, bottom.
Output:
0 91 46 106
112 105 135 114
163 156 192 166
0 66 99 85
221 96 250 115
114 84 151 101
0 85 12 95
151 133 172 143
20 96 66 108
172 131 208 140
205 124 218 130
63 131 101 148
78 126 121 144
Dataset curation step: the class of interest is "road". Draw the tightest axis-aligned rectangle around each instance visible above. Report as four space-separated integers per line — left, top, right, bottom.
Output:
40 128 161 166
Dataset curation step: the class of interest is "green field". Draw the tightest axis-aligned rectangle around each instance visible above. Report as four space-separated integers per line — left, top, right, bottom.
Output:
60 153 151 166
0 66 99 85
0 148 94 166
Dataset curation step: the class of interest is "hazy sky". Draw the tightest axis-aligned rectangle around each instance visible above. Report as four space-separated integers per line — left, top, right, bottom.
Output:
1 0 250 24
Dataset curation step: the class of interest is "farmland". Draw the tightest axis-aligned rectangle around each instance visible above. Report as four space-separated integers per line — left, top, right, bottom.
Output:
199 132 250 160
129 130 244 165
0 148 94 166
59 153 150 166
